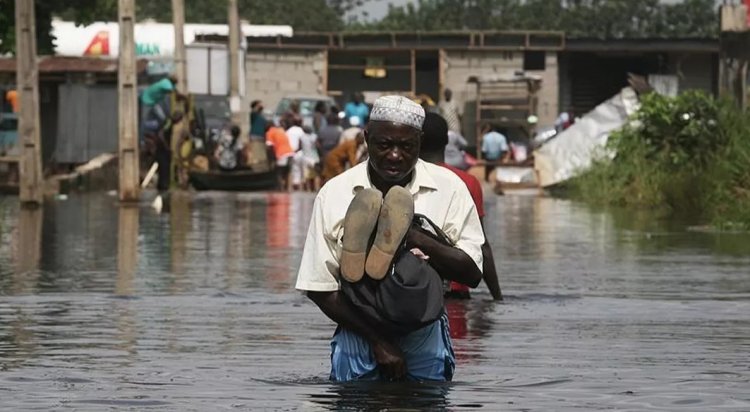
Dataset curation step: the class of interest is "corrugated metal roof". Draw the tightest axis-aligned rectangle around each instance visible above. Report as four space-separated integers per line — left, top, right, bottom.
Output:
0 56 148 73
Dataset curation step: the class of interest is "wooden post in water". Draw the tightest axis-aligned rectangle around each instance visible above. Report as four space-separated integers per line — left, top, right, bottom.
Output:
118 0 140 202
116 205 139 296
15 0 43 205
172 0 187 93
228 0 243 126
227 0 269 170
16 205 42 281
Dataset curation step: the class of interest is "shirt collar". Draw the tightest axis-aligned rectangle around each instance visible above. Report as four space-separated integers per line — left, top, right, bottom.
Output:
352 159 439 195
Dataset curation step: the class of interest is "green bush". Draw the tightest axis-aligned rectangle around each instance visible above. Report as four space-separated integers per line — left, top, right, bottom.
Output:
702 103 750 229
567 90 750 229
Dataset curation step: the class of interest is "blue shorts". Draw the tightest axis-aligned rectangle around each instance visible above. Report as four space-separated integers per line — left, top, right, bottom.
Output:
329 313 455 382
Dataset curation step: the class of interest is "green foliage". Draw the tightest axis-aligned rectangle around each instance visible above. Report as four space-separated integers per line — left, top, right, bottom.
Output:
569 91 750 229
701 105 750 229
0 0 719 54
367 0 718 38
610 91 722 171
0 0 14 54
136 0 347 30
0 0 117 54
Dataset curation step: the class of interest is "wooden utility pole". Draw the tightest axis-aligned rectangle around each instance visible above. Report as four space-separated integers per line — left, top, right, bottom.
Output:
15 0 43 205
172 0 187 93
118 0 140 202
228 0 243 126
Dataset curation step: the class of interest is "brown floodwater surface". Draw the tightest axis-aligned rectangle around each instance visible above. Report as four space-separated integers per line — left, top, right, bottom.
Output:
0 191 749 410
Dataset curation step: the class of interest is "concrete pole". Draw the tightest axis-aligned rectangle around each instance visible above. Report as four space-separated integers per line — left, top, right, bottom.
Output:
228 0 243 126
14 0 43 205
116 205 139 296
172 0 187 93
118 0 140 202
16 205 43 277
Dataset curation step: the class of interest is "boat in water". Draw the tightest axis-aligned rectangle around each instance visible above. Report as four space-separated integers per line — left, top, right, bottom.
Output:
189 168 278 191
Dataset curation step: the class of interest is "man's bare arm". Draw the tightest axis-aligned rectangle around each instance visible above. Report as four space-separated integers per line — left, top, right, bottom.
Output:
481 240 502 300
405 228 483 288
478 220 502 301
307 290 406 379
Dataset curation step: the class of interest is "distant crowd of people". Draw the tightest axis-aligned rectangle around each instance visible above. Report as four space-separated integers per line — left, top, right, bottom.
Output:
261 93 370 192
259 89 497 192
139 78 534 192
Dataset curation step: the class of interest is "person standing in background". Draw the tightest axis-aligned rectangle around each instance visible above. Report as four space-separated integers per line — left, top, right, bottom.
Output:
317 113 343 162
481 124 510 183
250 100 267 138
4 90 18 113
420 112 502 301
281 100 303 130
141 75 178 126
444 130 470 170
439 88 462 134
285 118 304 153
266 123 294 190
300 126 321 191
344 92 369 127
319 133 365 185
170 110 192 188
313 101 329 133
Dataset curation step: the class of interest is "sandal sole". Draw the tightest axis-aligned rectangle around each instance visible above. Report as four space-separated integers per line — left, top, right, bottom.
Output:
365 186 414 280
340 189 383 282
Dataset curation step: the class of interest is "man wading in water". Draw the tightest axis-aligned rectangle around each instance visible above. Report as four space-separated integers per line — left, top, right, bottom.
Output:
296 95 485 381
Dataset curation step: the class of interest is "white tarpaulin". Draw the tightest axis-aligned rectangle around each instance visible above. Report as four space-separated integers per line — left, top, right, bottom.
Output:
534 87 640 187
495 167 537 184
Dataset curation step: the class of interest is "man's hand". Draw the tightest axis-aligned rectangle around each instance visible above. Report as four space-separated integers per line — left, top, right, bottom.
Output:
404 226 483 288
308 291 408 379
372 339 406 380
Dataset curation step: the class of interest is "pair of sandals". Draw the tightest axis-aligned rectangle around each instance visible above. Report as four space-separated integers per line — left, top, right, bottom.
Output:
340 186 415 283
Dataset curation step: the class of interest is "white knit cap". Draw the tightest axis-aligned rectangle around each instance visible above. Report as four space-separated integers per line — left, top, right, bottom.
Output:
369 95 425 130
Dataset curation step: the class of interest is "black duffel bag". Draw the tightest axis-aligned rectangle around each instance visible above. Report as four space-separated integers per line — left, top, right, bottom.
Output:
340 213 452 337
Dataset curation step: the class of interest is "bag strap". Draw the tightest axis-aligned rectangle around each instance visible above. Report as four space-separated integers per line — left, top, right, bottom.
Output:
412 213 454 247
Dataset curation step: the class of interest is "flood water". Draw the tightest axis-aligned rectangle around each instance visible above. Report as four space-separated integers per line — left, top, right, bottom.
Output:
1 191 749 411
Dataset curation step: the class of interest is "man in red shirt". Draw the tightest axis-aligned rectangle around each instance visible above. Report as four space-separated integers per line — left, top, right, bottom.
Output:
420 112 502 300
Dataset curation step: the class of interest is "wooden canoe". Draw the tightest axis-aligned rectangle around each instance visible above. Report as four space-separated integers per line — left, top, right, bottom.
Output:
189 168 278 191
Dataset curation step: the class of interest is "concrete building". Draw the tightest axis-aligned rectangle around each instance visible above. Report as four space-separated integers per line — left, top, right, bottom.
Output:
0 57 148 166
560 38 719 117
239 31 718 145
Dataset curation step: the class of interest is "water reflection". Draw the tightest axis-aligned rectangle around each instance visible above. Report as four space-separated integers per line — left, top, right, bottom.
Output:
446 299 495 365
307 381 452 410
0 192 748 410
116 205 138 297
12 206 43 293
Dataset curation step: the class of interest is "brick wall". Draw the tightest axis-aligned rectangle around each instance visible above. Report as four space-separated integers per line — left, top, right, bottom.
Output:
531 53 559 128
245 50 326 114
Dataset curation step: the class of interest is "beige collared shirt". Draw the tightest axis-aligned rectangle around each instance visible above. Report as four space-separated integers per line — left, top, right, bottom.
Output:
295 159 485 292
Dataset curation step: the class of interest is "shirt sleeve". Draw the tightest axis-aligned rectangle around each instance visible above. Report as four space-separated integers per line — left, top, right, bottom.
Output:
443 182 485 273
160 78 175 92
295 190 341 292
